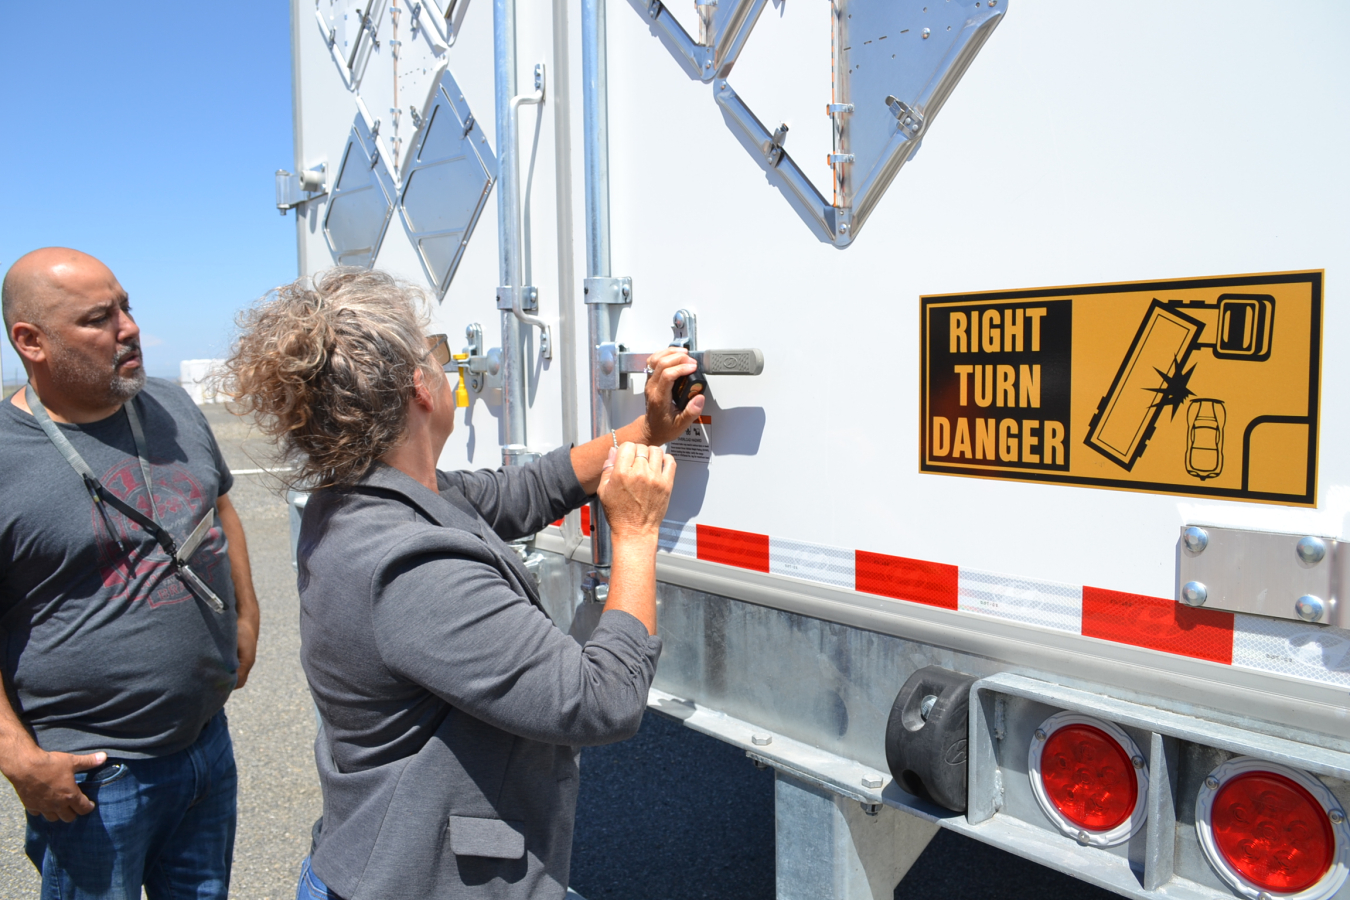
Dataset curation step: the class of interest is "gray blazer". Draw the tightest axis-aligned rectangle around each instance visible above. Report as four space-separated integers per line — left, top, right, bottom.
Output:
297 447 662 900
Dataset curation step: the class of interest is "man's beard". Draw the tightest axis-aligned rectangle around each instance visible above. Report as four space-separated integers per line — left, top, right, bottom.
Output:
47 333 147 407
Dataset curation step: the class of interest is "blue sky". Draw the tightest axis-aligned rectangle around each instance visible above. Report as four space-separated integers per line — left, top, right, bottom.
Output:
0 2 297 382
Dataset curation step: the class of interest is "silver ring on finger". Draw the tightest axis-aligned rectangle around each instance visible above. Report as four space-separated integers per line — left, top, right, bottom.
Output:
644 365 654 376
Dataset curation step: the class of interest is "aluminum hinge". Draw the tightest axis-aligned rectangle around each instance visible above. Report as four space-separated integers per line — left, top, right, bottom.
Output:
885 95 925 138
1177 524 1345 627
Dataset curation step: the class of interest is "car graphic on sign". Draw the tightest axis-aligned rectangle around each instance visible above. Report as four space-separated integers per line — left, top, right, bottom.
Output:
1185 399 1226 480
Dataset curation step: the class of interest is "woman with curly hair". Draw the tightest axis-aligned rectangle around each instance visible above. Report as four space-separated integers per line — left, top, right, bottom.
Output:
222 268 706 900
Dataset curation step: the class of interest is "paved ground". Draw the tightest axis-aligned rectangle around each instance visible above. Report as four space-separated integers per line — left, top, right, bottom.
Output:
0 402 1119 900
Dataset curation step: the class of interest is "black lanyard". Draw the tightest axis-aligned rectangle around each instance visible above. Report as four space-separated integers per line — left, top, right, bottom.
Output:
26 385 226 614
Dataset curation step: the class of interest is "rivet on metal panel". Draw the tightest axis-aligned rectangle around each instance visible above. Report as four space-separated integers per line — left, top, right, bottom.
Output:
1205 775 1220 790
1181 581 1208 607
647 0 661 19
1034 728 1047 742
1294 594 1325 623
1076 830 1090 845
862 774 884 789
751 733 773 746
1182 526 1209 554
922 27 930 38
1257 893 1273 900
1296 535 1327 565
1330 810 1345 825
1131 755 1144 770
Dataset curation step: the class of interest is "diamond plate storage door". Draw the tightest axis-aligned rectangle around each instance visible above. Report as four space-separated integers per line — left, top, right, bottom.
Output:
323 117 397 267
398 71 496 299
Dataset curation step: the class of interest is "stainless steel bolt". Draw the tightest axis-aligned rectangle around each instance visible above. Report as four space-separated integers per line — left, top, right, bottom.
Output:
1296 535 1327 565
1329 809 1345 825
1205 775 1220 790
751 733 772 746
1076 830 1090 845
1034 728 1047 742
1181 581 1208 607
1131 756 1144 770
862 774 884 789
922 27 931 38
1295 594 1325 623
861 802 881 816
919 694 939 721
1257 893 1273 900
1182 526 1209 554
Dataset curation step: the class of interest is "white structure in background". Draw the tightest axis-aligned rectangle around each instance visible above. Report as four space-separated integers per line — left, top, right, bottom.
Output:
179 359 226 405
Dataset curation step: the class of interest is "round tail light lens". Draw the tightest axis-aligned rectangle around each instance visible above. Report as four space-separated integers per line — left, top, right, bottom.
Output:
1197 757 1349 900
1042 724 1138 831
1028 712 1148 847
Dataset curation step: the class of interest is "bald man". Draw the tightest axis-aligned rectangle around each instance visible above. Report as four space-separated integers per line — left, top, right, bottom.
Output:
0 248 259 900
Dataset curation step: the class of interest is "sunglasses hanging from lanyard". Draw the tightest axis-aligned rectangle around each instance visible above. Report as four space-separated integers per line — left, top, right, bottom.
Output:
26 385 226 614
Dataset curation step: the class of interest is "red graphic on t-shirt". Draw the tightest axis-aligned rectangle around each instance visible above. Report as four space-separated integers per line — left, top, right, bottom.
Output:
92 458 221 608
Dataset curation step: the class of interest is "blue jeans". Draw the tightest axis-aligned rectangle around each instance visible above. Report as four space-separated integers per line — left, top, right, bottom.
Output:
296 856 346 900
25 710 236 900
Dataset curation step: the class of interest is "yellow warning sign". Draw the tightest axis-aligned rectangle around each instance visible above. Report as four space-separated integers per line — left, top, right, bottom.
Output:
920 271 1322 505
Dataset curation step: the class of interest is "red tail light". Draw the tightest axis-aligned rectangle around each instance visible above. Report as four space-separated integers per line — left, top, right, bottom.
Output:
1197 758 1349 900
1041 724 1138 831
1028 712 1147 848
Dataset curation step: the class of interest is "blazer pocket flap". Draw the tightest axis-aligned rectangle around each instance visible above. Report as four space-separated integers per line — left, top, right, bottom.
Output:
447 815 526 859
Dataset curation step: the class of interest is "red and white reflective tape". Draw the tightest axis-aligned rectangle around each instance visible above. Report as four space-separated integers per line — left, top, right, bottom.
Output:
543 518 1350 689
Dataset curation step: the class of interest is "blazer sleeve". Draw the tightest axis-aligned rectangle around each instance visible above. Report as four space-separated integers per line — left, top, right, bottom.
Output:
438 445 586 542
370 536 661 746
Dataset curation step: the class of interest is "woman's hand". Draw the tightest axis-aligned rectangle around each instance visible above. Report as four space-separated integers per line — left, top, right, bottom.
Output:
569 349 699 495
639 347 706 447
596 442 676 543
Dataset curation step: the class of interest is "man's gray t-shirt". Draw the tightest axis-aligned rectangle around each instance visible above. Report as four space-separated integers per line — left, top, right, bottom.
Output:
0 377 237 758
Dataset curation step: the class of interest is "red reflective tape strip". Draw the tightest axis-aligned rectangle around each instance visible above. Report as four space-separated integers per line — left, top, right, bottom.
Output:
581 504 591 537
855 551 958 610
551 518 564 527
696 525 769 572
1081 586 1233 664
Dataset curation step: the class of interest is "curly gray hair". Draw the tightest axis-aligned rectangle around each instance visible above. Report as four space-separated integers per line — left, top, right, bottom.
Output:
220 268 440 489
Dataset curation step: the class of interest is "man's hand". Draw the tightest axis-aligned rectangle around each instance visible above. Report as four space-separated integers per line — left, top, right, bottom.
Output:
639 347 707 447
3 746 106 822
217 493 260 690
235 612 259 689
